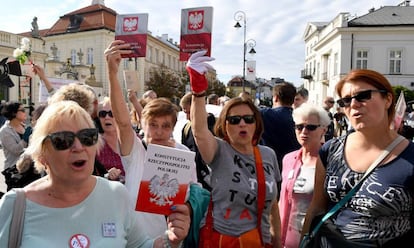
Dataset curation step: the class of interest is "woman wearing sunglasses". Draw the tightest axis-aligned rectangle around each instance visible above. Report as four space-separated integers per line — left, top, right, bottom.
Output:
96 97 124 182
279 103 330 248
187 51 282 247
301 69 414 247
0 101 31 191
105 40 195 247
0 101 189 247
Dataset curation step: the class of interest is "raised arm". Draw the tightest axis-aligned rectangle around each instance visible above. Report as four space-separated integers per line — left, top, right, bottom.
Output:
104 40 136 156
127 89 143 120
187 51 217 164
32 64 54 94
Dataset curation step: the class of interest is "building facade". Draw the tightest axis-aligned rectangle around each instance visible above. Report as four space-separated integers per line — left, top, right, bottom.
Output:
302 1 414 105
0 1 185 108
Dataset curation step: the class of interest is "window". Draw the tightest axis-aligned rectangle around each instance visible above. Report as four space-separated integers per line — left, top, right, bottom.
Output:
168 55 171 68
334 53 338 75
71 49 77 65
87 48 93 65
162 52 165 64
155 49 159 63
389 50 402 74
147 47 152 62
356 50 368 69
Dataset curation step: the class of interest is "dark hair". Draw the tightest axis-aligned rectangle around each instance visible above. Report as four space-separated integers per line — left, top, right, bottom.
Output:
335 69 395 124
296 87 309 99
214 97 263 145
2 101 22 120
207 94 218 104
273 82 297 106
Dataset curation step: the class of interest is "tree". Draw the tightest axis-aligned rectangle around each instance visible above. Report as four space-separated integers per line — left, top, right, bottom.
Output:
393 85 414 102
145 64 182 101
206 78 228 97
146 65 231 102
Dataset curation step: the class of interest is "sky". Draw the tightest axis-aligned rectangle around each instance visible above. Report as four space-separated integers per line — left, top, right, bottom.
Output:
0 0 401 86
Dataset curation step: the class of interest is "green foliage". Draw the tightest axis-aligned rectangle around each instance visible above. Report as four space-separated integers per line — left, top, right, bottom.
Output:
392 85 414 103
146 65 230 101
206 78 227 97
145 64 182 100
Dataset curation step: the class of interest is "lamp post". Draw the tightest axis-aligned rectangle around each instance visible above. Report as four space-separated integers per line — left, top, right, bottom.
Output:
234 11 257 93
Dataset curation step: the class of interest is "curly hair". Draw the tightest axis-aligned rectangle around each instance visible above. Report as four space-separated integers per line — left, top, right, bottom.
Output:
48 83 95 115
1 101 22 120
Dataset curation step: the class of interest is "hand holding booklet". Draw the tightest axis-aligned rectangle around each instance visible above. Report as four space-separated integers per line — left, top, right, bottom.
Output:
115 13 148 58
135 144 195 215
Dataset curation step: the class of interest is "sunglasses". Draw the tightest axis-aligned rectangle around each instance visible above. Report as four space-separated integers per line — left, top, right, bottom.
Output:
44 128 99 150
226 115 255 125
98 110 113 118
18 108 26 112
336 89 387 107
295 124 320 131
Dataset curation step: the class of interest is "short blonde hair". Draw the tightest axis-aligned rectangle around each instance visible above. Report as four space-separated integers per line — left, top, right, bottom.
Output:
26 101 101 173
141 97 179 126
98 96 111 111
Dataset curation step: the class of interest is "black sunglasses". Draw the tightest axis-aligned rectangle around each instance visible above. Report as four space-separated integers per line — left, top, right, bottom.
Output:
337 89 387 107
295 124 320 131
98 110 113 118
44 128 99 150
226 115 255 125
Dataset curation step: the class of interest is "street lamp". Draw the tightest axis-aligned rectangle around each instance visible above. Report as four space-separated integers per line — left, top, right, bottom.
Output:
234 10 257 93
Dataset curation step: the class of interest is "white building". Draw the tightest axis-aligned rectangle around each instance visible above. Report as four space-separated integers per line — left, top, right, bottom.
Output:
302 1 414 105
0 1 185 108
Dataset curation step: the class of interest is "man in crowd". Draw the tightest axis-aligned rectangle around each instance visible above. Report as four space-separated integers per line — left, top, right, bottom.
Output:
323 96 336 142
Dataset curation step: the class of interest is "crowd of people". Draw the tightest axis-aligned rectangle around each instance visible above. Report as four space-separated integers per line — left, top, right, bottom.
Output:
0 42 413 247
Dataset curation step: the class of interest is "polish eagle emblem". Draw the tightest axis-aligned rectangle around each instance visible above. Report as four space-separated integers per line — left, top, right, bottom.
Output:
149 173 179 206
188 11 204 30
123 17 138 32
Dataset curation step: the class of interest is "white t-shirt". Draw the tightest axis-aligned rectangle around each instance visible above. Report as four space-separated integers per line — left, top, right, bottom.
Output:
121 136 196 238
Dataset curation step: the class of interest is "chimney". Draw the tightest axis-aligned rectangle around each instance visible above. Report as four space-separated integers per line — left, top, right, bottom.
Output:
398 0 410 6
92 0 105 5
368 7 375 13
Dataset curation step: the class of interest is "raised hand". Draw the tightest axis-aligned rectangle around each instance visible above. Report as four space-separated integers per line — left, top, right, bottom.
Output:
104 40 132 74
186 50 215 94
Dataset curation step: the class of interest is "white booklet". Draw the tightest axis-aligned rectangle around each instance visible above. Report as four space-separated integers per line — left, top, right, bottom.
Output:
135 144 195 215
123 70 140 92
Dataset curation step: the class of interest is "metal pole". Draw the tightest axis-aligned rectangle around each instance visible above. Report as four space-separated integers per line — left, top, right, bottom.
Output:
242 18 246 93
234 10 247 93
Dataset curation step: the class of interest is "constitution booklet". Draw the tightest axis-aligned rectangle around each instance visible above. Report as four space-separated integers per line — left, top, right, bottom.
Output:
135 144 195 215
115 13 148 58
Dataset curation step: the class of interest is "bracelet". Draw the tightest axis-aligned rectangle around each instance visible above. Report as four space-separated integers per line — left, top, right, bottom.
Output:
192 91 206 97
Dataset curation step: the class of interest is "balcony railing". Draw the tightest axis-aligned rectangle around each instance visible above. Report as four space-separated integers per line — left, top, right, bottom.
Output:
301 69 312 80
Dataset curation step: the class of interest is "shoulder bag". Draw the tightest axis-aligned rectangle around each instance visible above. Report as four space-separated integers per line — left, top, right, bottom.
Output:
299 135 405 248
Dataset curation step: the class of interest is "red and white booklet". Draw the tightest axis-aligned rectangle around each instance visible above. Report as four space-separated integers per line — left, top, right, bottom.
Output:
135 144 195 215
115 13 148 58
